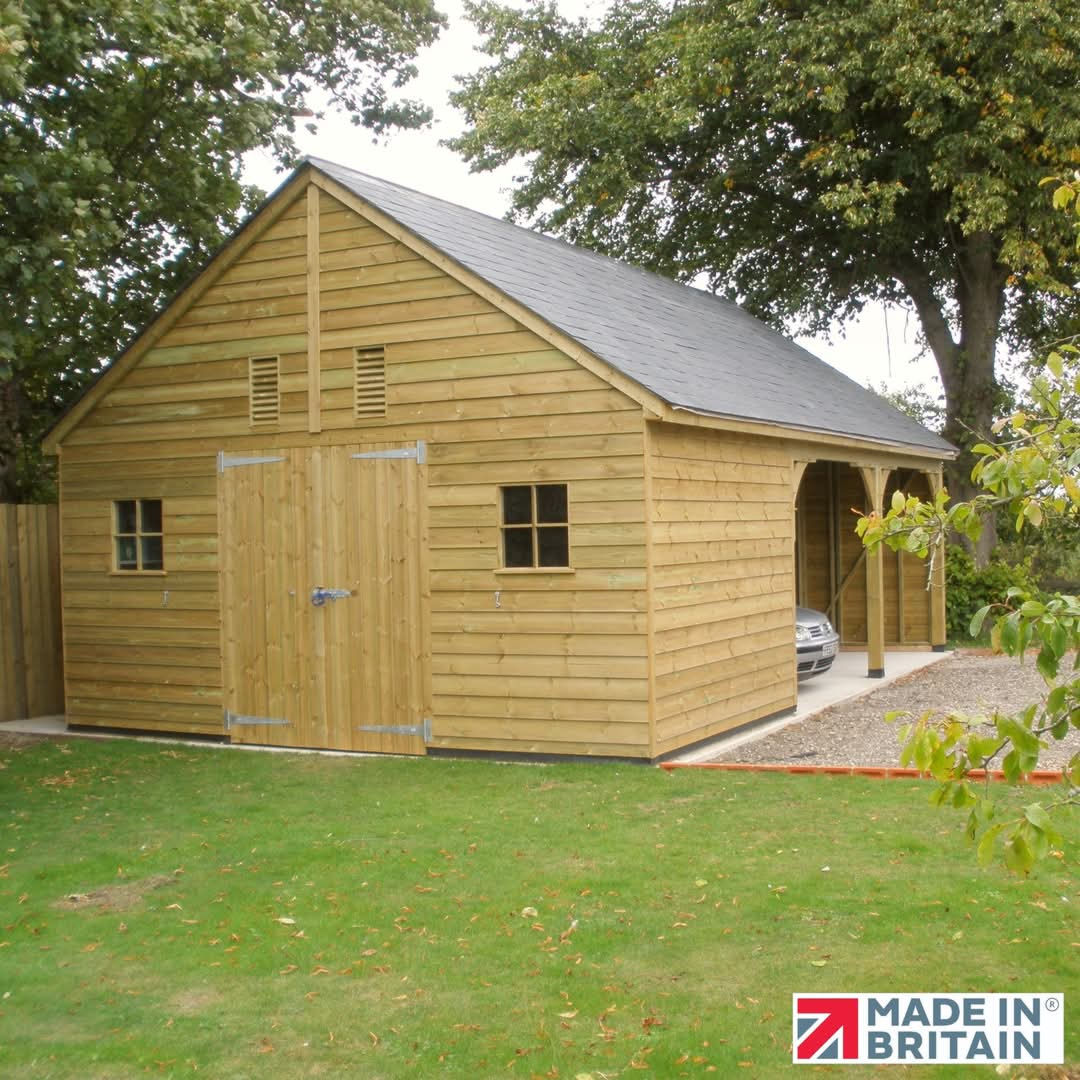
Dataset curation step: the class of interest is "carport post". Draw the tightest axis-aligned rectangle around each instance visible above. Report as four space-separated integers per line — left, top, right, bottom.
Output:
858 465 888 678
927 468 948 651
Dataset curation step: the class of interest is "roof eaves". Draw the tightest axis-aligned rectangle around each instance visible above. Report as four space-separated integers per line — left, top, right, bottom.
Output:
667 404 958 459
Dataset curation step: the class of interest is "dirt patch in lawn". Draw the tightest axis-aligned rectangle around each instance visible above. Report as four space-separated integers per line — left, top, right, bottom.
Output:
53 871 180 913
168 986 225 1015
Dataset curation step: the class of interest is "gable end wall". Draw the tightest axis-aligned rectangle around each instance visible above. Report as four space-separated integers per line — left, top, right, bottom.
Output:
57 186 650 754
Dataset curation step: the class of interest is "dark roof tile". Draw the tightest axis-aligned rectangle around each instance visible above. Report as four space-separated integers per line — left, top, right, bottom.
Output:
312 157 952 456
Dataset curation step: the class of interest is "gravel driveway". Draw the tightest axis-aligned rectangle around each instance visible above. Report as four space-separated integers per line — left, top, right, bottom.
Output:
709 651 1080 769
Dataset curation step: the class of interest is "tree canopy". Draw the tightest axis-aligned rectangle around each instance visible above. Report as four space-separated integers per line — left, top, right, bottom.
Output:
0 0 443 500
451 0 1080 553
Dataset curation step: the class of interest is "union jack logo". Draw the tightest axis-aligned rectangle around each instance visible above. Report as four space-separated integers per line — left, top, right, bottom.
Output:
793 996 859 1062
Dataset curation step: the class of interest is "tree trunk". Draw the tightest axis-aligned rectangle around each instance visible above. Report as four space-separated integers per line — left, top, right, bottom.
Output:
898 234 1006 566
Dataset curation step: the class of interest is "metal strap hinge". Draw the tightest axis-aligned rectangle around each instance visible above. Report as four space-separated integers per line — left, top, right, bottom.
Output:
218 452 286 473
225 709 290 729
357 717 432 742
351 440 426 465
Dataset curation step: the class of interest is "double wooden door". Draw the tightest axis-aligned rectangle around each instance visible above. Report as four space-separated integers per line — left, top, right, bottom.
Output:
218 443 428 754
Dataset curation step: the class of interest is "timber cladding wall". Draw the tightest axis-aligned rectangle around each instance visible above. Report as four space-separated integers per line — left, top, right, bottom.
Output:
57 185 650 755
648 423 796 756
0 504 64 722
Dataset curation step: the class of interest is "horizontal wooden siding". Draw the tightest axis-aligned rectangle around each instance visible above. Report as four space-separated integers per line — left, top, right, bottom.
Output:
649 423 795 756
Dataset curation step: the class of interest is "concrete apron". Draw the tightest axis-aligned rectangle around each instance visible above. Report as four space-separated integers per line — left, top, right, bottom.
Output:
673 649 952 765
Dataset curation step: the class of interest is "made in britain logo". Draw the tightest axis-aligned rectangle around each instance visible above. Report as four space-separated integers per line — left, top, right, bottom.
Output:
792 994 1064 1065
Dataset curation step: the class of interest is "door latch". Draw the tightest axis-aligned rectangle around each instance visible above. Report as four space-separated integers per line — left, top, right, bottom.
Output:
311 587 352 607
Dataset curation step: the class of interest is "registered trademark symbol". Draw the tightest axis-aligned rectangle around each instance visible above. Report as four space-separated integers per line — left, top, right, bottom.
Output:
1046 998 1060 1012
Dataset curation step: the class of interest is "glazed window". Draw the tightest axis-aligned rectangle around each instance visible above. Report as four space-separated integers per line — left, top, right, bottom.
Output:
113 499 163 571
501 484 569 568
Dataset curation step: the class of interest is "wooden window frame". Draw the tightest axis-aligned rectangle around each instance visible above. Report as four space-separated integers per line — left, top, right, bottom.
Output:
497 483 572 573
111 498 165 574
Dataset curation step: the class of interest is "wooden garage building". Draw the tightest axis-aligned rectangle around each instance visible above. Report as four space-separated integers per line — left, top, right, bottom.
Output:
43 158 955 760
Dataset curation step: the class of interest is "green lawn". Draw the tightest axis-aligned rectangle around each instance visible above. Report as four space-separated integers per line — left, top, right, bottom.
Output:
0 736 1075 1079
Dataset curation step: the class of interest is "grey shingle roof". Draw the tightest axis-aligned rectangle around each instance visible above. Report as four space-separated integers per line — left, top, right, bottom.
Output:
311 157 953 456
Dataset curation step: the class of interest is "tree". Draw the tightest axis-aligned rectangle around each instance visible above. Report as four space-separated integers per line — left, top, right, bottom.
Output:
0 0 443 502
450 0 1080 560
858 344 1079 872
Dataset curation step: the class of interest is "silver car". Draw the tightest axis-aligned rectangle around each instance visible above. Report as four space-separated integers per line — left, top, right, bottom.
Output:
796 606 839 680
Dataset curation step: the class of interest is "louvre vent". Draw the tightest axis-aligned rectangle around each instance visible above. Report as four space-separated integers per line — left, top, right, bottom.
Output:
354 346 386 418
249 355 279 424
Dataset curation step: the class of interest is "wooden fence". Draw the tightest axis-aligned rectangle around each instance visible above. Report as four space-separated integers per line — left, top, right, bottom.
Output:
1 505 64 722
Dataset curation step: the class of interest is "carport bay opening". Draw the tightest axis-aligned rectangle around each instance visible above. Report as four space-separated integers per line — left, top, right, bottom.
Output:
42 158 954 759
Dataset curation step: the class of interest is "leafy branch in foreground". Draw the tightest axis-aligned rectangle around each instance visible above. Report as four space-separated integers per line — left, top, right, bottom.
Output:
857 345 1080 873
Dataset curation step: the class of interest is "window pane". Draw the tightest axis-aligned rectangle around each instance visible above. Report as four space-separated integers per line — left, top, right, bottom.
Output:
536 484 567 524
141 535 164 571
537 526 569 567
116 536 138 570
115 500 137 534
504 527 534 567
140 499 162 533
502 486 533 525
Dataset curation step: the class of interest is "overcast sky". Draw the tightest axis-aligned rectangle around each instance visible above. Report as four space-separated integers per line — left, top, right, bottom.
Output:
243 0 942 399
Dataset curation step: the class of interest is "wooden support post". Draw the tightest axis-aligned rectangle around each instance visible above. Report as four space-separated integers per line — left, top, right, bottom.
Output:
827 462 839 638
927 468 948 651
858 465 888 678
306 183 321 434
792 459 812 606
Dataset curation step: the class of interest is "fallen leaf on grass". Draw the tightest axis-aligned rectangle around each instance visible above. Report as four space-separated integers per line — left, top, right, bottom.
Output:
275 916 295 925
810 960 828 967
40 772 76 787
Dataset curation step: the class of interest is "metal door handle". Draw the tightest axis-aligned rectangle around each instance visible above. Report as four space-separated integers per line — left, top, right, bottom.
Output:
311 587 352 607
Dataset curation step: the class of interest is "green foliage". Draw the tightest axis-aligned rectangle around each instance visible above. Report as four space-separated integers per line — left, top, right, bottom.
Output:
0 0 443 501
944 545 1037 643
859 344 1080 873
452 0 1080 518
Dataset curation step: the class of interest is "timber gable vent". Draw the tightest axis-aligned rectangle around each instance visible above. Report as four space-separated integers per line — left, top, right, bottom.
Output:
354 346 387 419
249 355 280 424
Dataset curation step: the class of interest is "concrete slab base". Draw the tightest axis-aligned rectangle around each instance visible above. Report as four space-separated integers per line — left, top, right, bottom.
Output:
0 715 385 759
673 649 951 764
